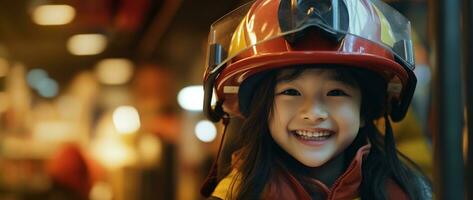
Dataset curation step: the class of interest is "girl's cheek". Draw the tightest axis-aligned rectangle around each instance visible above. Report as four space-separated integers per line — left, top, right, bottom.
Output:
331 103 361 121
274 99 300 118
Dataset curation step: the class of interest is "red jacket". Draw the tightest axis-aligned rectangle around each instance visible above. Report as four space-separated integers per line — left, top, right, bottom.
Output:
211 145 409 200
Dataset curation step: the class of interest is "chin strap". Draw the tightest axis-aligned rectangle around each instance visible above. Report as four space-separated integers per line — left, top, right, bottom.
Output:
200 114 231 197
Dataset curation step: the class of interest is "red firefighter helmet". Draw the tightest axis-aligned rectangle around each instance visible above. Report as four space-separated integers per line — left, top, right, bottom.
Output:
203 0 416 122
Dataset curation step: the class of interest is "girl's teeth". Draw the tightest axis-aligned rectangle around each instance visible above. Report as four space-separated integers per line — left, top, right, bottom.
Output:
295 130 332 138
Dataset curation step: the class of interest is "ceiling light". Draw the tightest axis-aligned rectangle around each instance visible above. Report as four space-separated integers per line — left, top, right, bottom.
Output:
32 4 76 25
67 34 107 56
95 58 134 85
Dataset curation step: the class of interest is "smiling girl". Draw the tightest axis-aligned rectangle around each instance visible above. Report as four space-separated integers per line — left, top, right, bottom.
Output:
200 0 432 199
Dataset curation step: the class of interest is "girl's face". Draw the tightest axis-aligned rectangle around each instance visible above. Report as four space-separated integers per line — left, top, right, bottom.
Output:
269 68 363 167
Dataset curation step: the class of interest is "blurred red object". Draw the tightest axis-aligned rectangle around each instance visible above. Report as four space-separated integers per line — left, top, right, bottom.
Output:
46 143 104 198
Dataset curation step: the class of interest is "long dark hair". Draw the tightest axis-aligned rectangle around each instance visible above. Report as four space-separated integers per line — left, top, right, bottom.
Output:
219 65 431 200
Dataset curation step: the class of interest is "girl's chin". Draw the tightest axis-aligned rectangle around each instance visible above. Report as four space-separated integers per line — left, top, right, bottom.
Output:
301 162 325 168
295 157 328 167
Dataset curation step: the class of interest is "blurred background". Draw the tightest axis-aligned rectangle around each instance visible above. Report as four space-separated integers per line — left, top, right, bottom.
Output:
0 0 436 199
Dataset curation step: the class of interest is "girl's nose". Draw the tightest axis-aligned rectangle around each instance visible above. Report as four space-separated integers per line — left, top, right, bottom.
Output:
301 101 328 122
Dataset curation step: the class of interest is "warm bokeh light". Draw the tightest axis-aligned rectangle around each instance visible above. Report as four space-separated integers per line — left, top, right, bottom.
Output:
137 133 162 166
112 106 141 134
33 120 74 141
90 182 113 200
95 58 134 85
177 86 217 111
92 111 138 169
0 57 9 77
194 120 217 143
178 85 214 111
67 34 107 55
32 4 76 25
92 138 137 169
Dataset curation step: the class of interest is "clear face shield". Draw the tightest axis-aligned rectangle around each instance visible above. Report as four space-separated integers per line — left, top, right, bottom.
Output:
207 0 414 74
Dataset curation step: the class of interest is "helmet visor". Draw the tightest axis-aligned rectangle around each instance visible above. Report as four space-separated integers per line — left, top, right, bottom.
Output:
207 0 414 74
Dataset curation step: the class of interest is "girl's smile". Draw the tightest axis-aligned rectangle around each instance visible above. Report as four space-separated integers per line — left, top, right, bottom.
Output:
269 68 363 167
291 128 335 145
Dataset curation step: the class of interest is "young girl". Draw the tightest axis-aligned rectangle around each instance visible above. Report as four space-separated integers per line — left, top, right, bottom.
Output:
201 0 432 199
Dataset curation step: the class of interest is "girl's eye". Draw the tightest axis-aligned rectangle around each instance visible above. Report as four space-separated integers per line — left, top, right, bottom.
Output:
278 89 301 96
327 89 349 96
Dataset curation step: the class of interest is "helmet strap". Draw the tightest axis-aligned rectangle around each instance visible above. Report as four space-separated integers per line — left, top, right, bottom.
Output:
383 100 403 170
200 114 231 197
